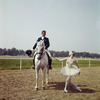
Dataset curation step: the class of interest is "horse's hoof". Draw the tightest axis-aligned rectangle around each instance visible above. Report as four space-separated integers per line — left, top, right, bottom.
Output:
35 88 38 91
42 87 45 90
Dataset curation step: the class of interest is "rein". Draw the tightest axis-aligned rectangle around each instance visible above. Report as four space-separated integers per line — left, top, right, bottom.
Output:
36 52 43 55
35 51 45 60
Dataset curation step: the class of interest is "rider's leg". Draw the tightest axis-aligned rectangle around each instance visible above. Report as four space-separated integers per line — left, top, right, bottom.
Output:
32 59 35 69
32 52 36 69
45 49 52 69
45 50 52 59
49 58 52 69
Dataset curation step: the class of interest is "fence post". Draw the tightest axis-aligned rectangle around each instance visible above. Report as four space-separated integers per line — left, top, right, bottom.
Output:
62 61 63 68
89 59 90 68
20 58 22 70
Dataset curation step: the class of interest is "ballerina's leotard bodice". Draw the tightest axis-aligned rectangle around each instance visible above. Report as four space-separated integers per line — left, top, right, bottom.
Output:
66 57 75 68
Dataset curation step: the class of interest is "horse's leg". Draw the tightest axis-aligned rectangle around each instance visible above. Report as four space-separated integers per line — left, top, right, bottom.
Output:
42 68 46 90
35 69 39 91
46 65 49 85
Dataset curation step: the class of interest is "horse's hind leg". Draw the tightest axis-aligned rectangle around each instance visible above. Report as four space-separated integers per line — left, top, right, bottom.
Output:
46 66 49 85
42 68 46 90
35 70 39 91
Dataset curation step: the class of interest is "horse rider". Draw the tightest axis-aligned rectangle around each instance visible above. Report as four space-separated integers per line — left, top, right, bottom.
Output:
32 30 52 69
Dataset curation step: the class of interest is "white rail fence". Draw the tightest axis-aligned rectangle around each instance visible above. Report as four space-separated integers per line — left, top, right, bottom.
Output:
0 58 100 70
76 59 100 68
0 58 33 70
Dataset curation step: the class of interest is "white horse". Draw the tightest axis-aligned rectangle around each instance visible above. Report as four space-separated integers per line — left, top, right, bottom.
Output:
34 40 49 90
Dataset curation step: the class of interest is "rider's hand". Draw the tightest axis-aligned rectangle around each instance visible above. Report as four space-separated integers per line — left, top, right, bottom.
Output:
31 49 34 53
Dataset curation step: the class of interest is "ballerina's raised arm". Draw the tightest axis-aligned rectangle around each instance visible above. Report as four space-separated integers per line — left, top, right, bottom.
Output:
53 53 68 62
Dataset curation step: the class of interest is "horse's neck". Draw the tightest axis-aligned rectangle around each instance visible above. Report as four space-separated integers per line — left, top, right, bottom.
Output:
42 51 47 58
35 52 48 66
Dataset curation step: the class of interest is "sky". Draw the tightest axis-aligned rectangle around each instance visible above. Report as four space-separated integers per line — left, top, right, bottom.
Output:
0 0 100 54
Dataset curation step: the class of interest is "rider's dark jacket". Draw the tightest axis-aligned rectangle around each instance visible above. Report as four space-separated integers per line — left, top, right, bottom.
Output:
33 37 50 49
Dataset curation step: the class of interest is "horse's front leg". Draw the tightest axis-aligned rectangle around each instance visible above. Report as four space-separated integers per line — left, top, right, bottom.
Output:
42 68 46 90
35 69 39 91
46 65 49 85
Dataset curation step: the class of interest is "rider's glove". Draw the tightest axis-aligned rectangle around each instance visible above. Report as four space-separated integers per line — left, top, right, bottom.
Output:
31 49 35 53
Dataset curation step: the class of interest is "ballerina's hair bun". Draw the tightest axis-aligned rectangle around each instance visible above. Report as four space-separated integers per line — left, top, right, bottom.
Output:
69 51 75 56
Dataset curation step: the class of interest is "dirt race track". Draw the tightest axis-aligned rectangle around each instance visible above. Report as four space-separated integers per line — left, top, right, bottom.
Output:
0 67 100 100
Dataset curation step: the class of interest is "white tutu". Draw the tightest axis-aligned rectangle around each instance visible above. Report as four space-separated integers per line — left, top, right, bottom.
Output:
60 64 80 76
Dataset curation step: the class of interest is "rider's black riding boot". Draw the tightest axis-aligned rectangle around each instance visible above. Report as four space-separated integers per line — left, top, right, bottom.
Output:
32 59 35 69
49 59 52 69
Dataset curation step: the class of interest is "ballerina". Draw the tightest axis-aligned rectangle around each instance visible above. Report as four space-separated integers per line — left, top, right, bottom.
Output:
53 51 82 93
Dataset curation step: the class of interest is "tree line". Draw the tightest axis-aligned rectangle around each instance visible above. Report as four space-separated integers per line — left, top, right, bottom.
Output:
0 48 100 58
0 48 25 56
50 50 100 58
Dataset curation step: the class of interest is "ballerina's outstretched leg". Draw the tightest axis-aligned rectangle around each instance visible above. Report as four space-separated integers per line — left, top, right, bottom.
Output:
69 80 82 91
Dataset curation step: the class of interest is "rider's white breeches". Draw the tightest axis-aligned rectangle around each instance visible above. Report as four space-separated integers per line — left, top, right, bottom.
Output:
45 49 52 58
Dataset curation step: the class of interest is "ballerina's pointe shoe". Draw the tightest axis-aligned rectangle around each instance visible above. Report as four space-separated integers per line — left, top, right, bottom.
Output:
76 87 82 92
64 88 68 93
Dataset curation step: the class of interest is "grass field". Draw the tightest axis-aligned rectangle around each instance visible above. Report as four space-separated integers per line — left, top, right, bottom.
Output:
0 56 100 69
0 67 100 100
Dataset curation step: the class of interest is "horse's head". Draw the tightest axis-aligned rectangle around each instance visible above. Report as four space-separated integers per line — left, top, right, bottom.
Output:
36 40 45 60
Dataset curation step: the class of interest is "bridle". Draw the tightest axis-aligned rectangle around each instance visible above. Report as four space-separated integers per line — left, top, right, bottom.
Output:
35 46 45 60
